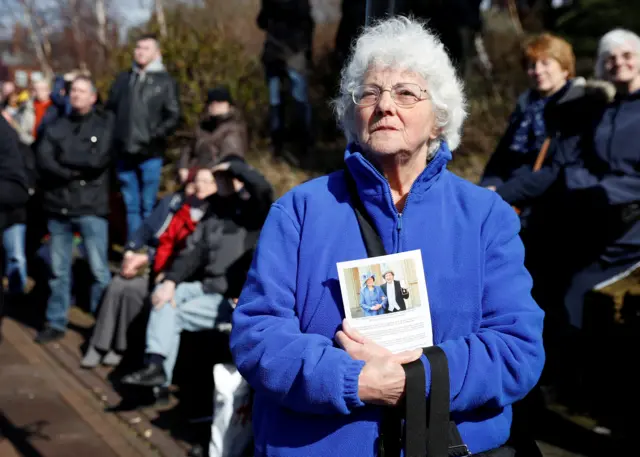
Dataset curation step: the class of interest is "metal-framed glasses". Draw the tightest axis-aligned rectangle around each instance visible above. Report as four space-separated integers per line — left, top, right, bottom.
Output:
351 83 429 107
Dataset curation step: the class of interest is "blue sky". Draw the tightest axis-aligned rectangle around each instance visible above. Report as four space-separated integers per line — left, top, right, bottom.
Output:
114 0 152 30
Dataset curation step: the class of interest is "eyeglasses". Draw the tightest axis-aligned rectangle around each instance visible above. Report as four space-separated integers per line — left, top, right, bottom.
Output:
351 83 429 107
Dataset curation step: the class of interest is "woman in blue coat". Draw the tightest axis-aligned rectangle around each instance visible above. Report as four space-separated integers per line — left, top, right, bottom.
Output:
358 273 386 317
230 17 544 457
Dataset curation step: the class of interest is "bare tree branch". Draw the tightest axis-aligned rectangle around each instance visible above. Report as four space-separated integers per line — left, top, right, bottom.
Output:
155 0 168 38
17 0 54 79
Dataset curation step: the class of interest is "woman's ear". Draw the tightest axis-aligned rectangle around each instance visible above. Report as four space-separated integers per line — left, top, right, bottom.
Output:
429 126 441 141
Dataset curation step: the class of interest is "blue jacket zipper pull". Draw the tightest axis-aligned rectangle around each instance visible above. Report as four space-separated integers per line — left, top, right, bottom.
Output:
397 213 403 232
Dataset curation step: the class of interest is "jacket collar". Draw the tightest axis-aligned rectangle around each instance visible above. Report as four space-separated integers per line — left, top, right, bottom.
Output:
344 141 451 210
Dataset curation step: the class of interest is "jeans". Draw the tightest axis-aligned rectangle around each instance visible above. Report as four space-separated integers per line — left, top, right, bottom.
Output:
46 215 112 331
146 281 232 386
3 223 27 295
117 156 163 241
266 66 312 135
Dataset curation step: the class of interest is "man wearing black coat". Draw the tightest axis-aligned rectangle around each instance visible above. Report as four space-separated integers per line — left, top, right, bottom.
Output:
380 270 409 313
35 76 114 344
0 115 30 343
106 33 181 241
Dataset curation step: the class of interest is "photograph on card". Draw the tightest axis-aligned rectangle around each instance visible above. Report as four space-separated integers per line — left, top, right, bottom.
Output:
336 250 433 353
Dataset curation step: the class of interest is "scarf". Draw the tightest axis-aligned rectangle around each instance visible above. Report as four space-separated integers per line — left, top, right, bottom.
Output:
510 94 549 154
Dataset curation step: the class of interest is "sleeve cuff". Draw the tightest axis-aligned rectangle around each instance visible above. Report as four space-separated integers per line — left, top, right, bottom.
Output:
344 358 366 410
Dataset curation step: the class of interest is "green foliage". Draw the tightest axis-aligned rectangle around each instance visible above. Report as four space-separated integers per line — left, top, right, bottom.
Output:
555 0 640 74
96 3 268 154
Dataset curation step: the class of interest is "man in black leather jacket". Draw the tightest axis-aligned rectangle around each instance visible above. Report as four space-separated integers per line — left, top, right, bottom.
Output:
34 76 114 344
106 33 181 242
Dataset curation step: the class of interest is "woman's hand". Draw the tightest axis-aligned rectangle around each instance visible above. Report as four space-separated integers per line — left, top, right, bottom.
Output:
151 280 176 309
336 319 422 406
372 304 383 311
357 354 419 406
120 252 149 278
336 319 392 361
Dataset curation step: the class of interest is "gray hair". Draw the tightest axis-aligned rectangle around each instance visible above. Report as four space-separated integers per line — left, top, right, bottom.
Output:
72 75 97 93
332 16 467 153
595 28 640 80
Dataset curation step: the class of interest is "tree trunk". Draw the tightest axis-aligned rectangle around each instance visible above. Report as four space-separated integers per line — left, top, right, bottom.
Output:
19 0 53 80
67 0 87 70
95 0 108 54
95 0 109 71
155 0 168 38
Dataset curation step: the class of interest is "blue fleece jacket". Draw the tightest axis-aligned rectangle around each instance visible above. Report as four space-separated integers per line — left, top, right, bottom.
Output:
230 142 545 456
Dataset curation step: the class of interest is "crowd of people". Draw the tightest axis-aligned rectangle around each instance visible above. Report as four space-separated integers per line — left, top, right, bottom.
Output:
0 27 273 457
0 1 638 456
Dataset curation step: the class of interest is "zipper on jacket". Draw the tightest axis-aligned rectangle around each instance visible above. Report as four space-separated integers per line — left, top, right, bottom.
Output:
396 212 403 252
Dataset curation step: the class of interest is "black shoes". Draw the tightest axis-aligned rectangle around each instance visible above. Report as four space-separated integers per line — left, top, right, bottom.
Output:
34 327 65 344
120 363 167 387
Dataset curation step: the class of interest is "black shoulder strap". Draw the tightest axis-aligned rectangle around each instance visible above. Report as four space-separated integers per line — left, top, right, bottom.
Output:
344 168 469 457
403 347 469 457
344 167 387 257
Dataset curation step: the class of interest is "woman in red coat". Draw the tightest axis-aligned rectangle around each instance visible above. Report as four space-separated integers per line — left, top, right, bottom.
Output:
153 168 217 275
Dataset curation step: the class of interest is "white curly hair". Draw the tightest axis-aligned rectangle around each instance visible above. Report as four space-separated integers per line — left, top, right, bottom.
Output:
332 16 467 153
595 28 640 80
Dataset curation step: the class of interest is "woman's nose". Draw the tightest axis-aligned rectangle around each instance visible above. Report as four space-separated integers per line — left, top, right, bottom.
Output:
376 90 396 114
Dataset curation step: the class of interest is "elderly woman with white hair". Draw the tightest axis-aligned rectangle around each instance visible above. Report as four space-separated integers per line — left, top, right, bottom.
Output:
230 16 544 457
553 28 640 332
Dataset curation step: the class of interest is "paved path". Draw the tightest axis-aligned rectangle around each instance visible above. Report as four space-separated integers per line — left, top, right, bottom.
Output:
0 319 142 457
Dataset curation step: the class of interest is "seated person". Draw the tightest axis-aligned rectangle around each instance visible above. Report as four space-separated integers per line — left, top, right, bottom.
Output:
121 156 272 390
153 169 213 275
80 169 216 368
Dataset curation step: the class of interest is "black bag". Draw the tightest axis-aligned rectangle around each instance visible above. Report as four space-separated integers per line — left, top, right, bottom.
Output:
344 169 516 457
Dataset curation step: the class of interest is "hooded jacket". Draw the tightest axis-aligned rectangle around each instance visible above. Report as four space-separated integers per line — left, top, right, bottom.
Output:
107 58 181 157
178 108 248 170
481 78 613 207
557 88 640 265
230 142 545 456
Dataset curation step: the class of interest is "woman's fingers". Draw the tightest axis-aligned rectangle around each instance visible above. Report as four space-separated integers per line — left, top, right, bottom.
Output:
392 348 423 365
342 319 366 343
335 330 359 355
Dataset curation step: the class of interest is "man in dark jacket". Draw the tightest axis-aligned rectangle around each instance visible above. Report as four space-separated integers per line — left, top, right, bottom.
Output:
121 156 273 390
257 0 314 158
0 115 30 343
34 76 114 344
106 33 181 241
380 270 409 313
